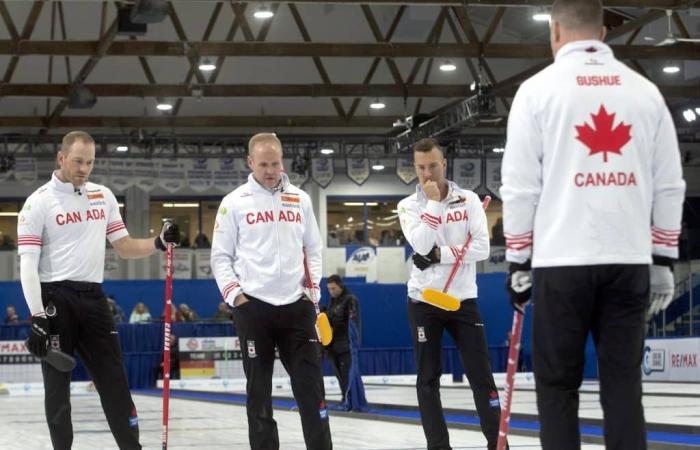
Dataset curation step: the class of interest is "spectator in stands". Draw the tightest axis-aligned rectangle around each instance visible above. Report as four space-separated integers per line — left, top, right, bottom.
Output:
4 305 20 324
194 231 211 249
327 231 340 247
160 304 178 322
177 303 198 322
106 295 125 324
212 302 233 321
0 235 15 250
325 274 362 404
129 302 152 324
491 217 505 246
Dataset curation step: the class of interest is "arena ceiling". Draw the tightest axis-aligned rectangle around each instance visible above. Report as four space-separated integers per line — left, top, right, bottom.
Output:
0 0 697 139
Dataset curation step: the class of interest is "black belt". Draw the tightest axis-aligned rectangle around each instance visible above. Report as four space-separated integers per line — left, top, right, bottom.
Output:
41 280 102 293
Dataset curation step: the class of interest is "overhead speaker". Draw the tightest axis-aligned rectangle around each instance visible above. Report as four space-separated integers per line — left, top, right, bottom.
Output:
117 7 147 36
130 0 169 24
68 86 97 109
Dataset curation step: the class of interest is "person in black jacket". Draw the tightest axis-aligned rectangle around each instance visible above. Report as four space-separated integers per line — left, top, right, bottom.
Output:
325 274 360 403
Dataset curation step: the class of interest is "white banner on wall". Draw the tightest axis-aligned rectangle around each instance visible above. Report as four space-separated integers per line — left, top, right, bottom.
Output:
12 157 37 185
186 158 214 193
346 158 370 186
311 158 334 188
132 158 158 192
452 158 482 191
396 157 417 185
158 160 188 193
345 246 378 283
485 159 502 200
159 249 193 279
194 249 213 279
642 337 700 382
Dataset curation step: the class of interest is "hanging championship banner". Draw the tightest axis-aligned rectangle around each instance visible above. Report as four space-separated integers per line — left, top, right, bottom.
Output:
396 157 417 185
158 160 187 193
485 159 502 199
12 157 37 185
346 158 370 186
186 158 214 193
452 158 482 191
194 249 213 279
104 249 124 280
232 158 250 188
0 165 11 183
283 158 308 187
132 158 158 192
213 157 239 193
36 159 55 180
89 159 110 186
311 158 334 188
159 249 192 279
108 159 135 192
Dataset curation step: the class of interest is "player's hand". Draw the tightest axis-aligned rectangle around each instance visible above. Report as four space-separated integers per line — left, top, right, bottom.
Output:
233 294 249 308
27 315 50 358
412 245 440 271
648 257 674 315
507 261 532 314
423 181 440 202
155 220 180 251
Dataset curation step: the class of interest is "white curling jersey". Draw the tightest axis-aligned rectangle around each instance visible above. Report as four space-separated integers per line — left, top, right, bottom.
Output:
399 181 489 302
501 40 685 267
17 172 128 282
211 173 323 306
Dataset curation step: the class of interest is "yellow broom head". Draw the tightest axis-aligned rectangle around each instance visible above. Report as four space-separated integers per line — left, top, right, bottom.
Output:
421 288 461 311
316 312 333 346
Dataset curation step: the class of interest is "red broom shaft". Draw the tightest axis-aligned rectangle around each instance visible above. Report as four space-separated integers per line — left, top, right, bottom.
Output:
497 310 524 450
161 243 174 450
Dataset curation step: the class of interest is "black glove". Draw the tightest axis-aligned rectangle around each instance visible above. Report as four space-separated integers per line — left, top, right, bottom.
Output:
155 220 180 251
506 260 532 314
412 245 440 271
27 315 50 358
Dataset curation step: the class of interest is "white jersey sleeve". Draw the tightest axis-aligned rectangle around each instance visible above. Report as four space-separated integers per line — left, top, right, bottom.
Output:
302 194 323 300
651 102 685 259
20 253 44 316
104 188 128 243
398 198 443 255
500 85 541 264
210 198 243 306
17 194 45 255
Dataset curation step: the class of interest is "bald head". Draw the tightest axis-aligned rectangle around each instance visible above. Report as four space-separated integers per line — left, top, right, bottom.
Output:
550 0 606 57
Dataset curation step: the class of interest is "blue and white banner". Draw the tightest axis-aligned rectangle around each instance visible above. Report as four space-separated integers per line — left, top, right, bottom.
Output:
283 158 308 188
108 159 135 192
89 159 110 186
452 158 482 191
12 157 37 185
345 245 378 282
132 158 158 192
311 158 334 188
194 249 213 279
158 160 188 193
396 157 417 185
346 158 370 186
213 157 239 193
186 158 214 193
485 159 502 200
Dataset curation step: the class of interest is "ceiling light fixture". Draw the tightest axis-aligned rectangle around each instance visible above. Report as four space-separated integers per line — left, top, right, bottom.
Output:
254 6 274 19
116 145 129 152
663 65 680 74
439 61 457 72
156 102 173 111
198 58 216 71
320 148 334 155
369 99 386 110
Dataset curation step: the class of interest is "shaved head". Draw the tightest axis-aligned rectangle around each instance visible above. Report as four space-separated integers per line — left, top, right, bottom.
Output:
551 0 603 33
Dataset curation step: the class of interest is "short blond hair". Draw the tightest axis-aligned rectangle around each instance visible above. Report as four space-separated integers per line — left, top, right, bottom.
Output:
61 131 95 154
552 0 603 33
248 132 282 156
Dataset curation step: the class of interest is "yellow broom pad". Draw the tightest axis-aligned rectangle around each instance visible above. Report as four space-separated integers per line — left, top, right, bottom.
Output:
422 288 461 311
316 312 333 346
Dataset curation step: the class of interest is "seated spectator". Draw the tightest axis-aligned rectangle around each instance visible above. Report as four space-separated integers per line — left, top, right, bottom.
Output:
327 231 340 246
160 305 178 322
4 305 19 324
107 295 125 324
194 231 211 248
176 303 198 322
129 302 152 324
0 235 15 250
212 302 233 321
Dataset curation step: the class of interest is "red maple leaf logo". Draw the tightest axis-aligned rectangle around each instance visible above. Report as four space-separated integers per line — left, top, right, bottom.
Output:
575 105 632 163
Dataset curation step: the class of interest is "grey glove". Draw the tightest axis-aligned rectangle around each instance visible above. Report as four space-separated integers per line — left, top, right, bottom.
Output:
649 256 675 316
